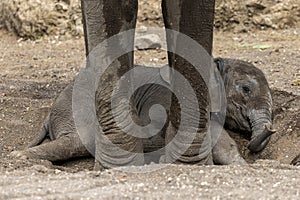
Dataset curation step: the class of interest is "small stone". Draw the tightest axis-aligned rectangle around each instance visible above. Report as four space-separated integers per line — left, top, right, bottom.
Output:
135 34 162 50
292 79 300 86
32 165 49 173
167 177 173 182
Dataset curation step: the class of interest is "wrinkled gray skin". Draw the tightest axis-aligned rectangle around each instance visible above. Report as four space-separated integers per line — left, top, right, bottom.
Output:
214 58 275 152
80 0 217 168
11 59 249 166
143 58 275 156
11 57 275 166
11 0 271 168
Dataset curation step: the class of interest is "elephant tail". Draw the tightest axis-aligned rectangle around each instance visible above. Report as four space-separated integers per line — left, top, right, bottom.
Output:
27 114 50 148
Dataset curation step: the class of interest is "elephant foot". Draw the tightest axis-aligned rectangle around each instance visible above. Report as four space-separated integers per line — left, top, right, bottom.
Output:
212 148 247 166
9 150 53 168
93 160 106 171
227 156 248 166
158 155 166 164
163 123 214 165
212 129 248 165
10 150 32 160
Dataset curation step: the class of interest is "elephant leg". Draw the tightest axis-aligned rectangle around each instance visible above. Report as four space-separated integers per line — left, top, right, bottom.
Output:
161 0 215 164
10 134 90 162
81 0 137 55
81 0 143 169
212 129 247 165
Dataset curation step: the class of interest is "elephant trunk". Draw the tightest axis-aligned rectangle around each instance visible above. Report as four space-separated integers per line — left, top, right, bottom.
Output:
247 109 276 153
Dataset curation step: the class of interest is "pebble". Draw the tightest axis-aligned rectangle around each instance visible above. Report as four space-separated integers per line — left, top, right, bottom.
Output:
135 34 162 50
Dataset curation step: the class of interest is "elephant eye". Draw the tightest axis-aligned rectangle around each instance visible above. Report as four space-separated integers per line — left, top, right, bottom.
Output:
242 86 251 94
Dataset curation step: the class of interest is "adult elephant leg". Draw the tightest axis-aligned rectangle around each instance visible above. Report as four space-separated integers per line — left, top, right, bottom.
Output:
81 0 143 169
162 0 215 164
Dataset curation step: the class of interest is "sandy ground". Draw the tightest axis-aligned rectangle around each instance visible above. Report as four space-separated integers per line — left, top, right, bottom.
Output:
0 162 299 199
0 1 299 199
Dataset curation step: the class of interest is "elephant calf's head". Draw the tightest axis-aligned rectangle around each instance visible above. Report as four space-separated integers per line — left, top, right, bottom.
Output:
215 58 276 153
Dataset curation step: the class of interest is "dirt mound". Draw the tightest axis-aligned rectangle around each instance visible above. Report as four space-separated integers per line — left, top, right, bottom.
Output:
215 0 300 32
0 0 82 39
1 0 299 39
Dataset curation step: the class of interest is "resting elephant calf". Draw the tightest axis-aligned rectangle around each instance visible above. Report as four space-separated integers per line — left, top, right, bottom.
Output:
11 58 275 167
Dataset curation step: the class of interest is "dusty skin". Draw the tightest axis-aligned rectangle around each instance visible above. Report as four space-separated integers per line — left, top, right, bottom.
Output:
0 4 300 200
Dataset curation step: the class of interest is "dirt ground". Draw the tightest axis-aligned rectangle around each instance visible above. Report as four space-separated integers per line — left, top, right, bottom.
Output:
0 1 300 199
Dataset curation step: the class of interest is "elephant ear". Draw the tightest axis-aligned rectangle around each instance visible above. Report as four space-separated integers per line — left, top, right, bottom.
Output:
214 57 226 76
214 57 232 88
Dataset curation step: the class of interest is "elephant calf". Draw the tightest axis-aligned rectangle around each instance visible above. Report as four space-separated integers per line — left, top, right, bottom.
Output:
11 58 275 167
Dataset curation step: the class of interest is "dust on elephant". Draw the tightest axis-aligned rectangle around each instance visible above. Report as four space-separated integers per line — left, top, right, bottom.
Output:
80 0 217 168
214 58 275 152
11 0 272 168
11 58 275 166
11 60 247 166
137 58 276 162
